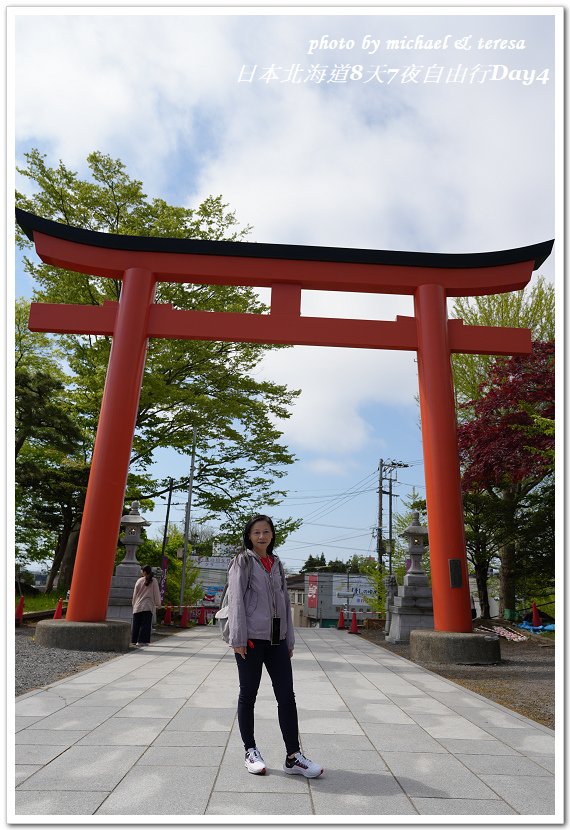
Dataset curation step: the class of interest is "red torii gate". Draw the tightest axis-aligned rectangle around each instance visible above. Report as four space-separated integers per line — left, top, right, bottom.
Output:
16 208 553 633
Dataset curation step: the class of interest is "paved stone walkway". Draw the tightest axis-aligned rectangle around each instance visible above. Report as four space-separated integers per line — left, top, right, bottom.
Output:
12 627 557 818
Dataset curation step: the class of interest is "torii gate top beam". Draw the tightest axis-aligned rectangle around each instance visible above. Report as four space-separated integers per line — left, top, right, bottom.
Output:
16 208 553 297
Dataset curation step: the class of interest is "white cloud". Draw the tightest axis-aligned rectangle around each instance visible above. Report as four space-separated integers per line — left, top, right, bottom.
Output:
306 458 352 477
13 10 556 466
256 342 418 454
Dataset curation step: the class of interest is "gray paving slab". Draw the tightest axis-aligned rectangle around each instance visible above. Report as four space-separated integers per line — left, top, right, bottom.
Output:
300 733 377 754
95 766 218 815
529 754 556 773
407 712 492 740
15 729 89 747
205 792 313 815
480 726 556 754
354 702 416 724
166 706 235 731
12 626 558 819
114 698 187 718
15 716 46 731
16 745 145 791
411 797 517 815
15 766 42 786
15 790 110 815
26 705 119 731
136 745 225 766
15 744 69 765
479 773 555 814
14 693 67 717
152 729 229 747
380 751 500 799
69 688 145 707
309 779 417 816
455 752 554 777
435 737 522 755
364 722 450 753
76 716 171 746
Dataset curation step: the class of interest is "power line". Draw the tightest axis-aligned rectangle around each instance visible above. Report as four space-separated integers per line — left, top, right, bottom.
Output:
300 470 378 524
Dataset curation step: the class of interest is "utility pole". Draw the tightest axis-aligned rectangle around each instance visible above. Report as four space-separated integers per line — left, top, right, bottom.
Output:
179 426 197 607
159 477 174 601
376 459 385 568
381 460 409 574
388 474 394 574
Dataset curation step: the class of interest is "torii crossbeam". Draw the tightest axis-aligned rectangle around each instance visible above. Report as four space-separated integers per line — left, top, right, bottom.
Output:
16 208 553 632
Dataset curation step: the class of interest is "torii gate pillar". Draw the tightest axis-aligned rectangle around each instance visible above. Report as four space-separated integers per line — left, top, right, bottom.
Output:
16 208 553 639
415 283 468 630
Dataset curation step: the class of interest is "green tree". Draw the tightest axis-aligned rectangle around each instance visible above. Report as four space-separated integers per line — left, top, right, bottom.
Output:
15 149 302 583
300 554 321 573
451 276 555 416
15 299 84 459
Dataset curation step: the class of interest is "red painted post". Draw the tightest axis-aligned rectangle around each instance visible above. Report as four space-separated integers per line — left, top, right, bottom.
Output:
15 596 25 626
414 284 472 633
179 606 189 628
66 269 157 622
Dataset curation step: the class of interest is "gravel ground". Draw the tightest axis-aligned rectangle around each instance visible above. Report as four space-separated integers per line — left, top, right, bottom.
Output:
14 625 122 696
360 626 555 730
15 623 555 731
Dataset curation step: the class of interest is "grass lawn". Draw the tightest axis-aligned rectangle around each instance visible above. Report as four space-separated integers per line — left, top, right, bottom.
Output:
15 592 67 613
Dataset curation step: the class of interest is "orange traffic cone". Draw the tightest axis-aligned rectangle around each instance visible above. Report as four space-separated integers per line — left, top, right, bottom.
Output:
532 601 541 627
337 608 345 630
349 611 359 634
15 596 24 626
164 604 172 625
179 606 189 628
198 606 206 625
53 597 63 619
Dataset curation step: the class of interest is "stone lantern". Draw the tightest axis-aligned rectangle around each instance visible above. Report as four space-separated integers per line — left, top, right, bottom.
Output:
402 511 429 575
107 501 151 621
386 511 433 644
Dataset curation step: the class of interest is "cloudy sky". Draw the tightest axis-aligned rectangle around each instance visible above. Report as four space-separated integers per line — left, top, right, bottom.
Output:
12 8 558 572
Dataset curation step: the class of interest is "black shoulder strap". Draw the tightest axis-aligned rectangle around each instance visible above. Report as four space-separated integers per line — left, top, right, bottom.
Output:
275 556 286 591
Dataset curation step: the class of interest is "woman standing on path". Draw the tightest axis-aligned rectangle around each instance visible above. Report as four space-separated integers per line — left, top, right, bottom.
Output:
131 565 161 646
227 514 323 778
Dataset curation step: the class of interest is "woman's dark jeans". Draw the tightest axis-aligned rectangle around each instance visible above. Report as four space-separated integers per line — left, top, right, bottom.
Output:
234 639 300 755
131 610 153 644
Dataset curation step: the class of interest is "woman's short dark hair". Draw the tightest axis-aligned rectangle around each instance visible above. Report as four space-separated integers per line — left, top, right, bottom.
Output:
243 515 276 556
142 565 153 585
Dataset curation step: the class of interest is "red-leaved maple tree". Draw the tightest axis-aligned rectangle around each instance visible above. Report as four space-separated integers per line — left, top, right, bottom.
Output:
457 341 554 616
458 341 554 491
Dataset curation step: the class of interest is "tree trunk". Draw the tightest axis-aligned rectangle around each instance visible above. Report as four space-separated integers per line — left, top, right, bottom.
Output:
45 531 70 593
499 542 517 617
56 520 82 594
474 560 491 618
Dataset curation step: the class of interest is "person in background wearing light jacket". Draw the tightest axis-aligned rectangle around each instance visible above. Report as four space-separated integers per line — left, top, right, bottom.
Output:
131 565 162 647
228 514 323 779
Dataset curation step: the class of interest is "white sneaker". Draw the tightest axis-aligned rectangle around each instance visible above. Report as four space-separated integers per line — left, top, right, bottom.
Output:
245 747 266 775
283 751 323 778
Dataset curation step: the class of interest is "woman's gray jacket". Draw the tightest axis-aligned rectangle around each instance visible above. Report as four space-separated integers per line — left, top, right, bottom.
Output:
227 550 294 651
